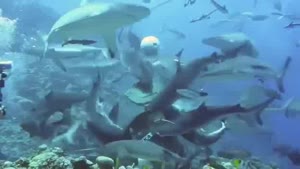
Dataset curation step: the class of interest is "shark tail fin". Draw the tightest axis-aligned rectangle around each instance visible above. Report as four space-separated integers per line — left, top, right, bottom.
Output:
35 31 49 61
283 97 295 118
254 108 265 126
277 56 292 93
176 148 205 169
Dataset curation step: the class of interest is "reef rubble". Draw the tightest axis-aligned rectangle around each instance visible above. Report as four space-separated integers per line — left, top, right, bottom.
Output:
0 144 279 169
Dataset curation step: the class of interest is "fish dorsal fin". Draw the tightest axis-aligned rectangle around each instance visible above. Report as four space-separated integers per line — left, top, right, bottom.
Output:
175 48 184 74
45 90 54 101
80 0 89 6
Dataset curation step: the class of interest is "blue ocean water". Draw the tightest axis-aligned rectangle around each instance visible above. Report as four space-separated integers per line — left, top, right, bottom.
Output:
0 0 299 168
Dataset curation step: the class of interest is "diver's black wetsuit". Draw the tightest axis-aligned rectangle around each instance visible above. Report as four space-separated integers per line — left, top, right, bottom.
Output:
0 69 7 117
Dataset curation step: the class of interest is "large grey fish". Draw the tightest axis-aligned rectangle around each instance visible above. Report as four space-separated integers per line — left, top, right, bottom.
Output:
146 86 280 137
271 12 300 21
202 32 258 57
21 90 89 138
210 0 228 14
145 51 224 113
284 22 300 29
193 55 292 93
123 51 243 137
102 140 200 169
43 2 150 70
160 25 186 40
127 105 226 155
163 106 227 146
84 71 124 143
240 12 269 21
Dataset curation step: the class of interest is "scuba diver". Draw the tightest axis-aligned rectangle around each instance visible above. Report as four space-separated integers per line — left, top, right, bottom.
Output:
0 61 12 119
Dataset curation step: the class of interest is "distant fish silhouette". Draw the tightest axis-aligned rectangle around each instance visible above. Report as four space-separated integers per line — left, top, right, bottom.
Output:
62 39 97 47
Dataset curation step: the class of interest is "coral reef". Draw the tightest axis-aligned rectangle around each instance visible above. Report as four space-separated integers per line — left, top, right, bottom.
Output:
0 120 42 161
0 144 279 169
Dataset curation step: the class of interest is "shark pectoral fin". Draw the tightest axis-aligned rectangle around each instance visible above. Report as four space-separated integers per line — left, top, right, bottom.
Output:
282 97 295 118
103 32 118 59
254 110 264 126
153 119 175 125
108 102 120 124
134 80 153 94
51 55 67 72
152 119 176 136
277 56 292 93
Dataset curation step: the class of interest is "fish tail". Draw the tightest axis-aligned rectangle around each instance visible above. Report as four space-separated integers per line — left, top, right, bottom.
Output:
41 44 47 61
277 56 292 93
36 31 49 61
176 148 203 169
282 97 295 118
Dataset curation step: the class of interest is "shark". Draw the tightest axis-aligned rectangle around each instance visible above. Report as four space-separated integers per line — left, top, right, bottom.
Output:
149 86 280 137
126 85 279 140
192 55 291 93
43 1 150 71
202 33 258 57
163 106 227 146
102 140 201 169
190 9 218 23
20 90 89 138
144 51 219 113
84 71 124 144
284 22 300 29
210 0 228 14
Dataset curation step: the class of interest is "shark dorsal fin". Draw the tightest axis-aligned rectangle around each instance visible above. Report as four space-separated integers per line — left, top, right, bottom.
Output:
80 0 89 6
